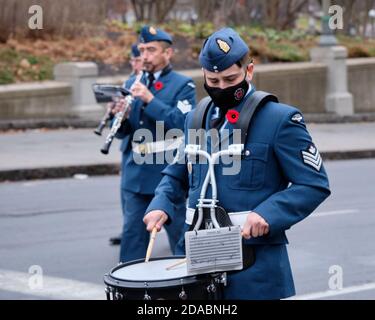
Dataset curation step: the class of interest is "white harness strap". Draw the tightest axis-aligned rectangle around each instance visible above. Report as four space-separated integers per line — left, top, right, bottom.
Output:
132 136 183 154
185 207 249 227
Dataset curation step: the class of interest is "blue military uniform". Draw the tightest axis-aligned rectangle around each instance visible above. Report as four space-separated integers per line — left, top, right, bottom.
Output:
146 28 330 299
131 43 141 58
116 27 196 262
125 44 141 83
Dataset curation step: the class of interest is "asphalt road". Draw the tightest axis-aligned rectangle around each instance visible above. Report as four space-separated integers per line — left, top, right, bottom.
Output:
0 159 374 300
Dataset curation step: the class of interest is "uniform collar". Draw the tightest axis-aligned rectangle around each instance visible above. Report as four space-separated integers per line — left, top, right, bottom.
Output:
152 70 162 81
245 83 253 98
146 64 172 81
236 83 256 113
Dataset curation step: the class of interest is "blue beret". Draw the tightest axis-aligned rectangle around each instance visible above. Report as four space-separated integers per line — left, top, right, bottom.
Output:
130 44 140 58
139 25 173 44
199 28 249 72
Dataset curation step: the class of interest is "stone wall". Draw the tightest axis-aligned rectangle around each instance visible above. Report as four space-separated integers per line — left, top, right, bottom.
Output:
348 58 375 113
1 58 374 120
0 81 72 120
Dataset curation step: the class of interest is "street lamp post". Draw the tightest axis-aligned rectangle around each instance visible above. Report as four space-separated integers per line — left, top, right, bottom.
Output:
369 9 375 39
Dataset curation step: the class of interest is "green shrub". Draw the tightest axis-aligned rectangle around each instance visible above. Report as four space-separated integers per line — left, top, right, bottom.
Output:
0 48 54 84
0 68 14 84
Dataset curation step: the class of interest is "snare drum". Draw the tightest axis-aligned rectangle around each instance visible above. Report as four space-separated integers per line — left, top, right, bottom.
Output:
104 256 225 300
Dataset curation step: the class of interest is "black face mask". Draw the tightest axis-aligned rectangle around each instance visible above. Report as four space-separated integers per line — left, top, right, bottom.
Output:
204 76 249 113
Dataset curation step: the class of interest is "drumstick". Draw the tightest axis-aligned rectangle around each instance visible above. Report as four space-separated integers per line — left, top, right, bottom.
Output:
145 227 158 263
166 258 187 270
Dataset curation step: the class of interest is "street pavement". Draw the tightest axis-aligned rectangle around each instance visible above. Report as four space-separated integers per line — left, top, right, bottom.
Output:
0 122 375 181
0 159 374 300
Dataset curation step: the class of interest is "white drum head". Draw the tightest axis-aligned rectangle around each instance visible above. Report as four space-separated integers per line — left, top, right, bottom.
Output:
112 258 188 281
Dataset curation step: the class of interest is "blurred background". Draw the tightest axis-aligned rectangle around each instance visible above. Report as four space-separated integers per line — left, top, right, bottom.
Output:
0 0 374 82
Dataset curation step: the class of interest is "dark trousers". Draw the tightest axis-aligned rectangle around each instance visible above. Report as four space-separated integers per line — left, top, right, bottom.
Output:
119 189 186 262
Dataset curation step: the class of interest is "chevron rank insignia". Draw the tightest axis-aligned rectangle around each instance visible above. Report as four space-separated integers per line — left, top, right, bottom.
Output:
177 100 192 114
301 144 322 171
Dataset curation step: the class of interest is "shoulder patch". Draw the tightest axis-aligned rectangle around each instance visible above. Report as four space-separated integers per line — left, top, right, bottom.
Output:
187 82 196 89
177 100 192 114
291 113 304 124
301 144 322 172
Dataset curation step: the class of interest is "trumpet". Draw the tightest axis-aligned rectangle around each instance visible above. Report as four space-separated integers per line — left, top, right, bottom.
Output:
100 71 144 155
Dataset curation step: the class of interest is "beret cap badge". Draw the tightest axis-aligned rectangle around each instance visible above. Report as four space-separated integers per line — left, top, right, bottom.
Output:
216 39 231 54
149 26 157 35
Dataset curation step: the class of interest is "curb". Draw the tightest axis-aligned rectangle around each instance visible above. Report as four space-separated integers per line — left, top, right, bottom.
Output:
305 113 375 124
1 113 375 131
0 119 98 131
1 150 374 182
322 150 375 161
0 164 120 182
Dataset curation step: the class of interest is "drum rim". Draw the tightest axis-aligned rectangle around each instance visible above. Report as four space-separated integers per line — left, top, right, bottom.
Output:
104 256 218 289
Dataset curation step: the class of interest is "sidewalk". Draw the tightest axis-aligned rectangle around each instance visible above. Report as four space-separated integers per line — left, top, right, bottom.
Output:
0 123 375 181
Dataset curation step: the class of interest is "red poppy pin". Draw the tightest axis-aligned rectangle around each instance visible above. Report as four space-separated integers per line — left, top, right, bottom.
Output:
226 110 240 124
154 81 164 91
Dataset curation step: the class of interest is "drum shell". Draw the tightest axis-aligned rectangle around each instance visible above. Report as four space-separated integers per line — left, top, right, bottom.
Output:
104 257 224 300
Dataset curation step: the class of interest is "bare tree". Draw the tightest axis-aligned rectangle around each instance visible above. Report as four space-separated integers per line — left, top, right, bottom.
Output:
130 0 176 23
259 0 308 30
179 0 308 29
106 0 130 22
193 0 214 21
281 0 309 29
155 0 177 22
0 0 108 41
193 0 239 27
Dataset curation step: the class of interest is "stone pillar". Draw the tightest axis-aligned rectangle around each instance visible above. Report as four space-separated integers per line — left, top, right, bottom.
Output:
310 46 354 116
54 62 103 119
309 0 354 116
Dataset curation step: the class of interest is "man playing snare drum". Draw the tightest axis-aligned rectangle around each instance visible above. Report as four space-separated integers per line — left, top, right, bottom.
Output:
143 28 330 300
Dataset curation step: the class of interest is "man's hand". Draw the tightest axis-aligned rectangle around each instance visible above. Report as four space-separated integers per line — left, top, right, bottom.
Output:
106 102 115 114
143 210 169 232
241 212 270 239
109 98 131 120
131 82 154 104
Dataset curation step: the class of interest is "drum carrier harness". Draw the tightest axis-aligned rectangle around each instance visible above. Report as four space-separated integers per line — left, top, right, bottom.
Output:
185 91 278 270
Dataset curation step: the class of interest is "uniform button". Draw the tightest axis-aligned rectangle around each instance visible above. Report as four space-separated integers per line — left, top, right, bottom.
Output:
139 121 144 125
245 150 251 156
